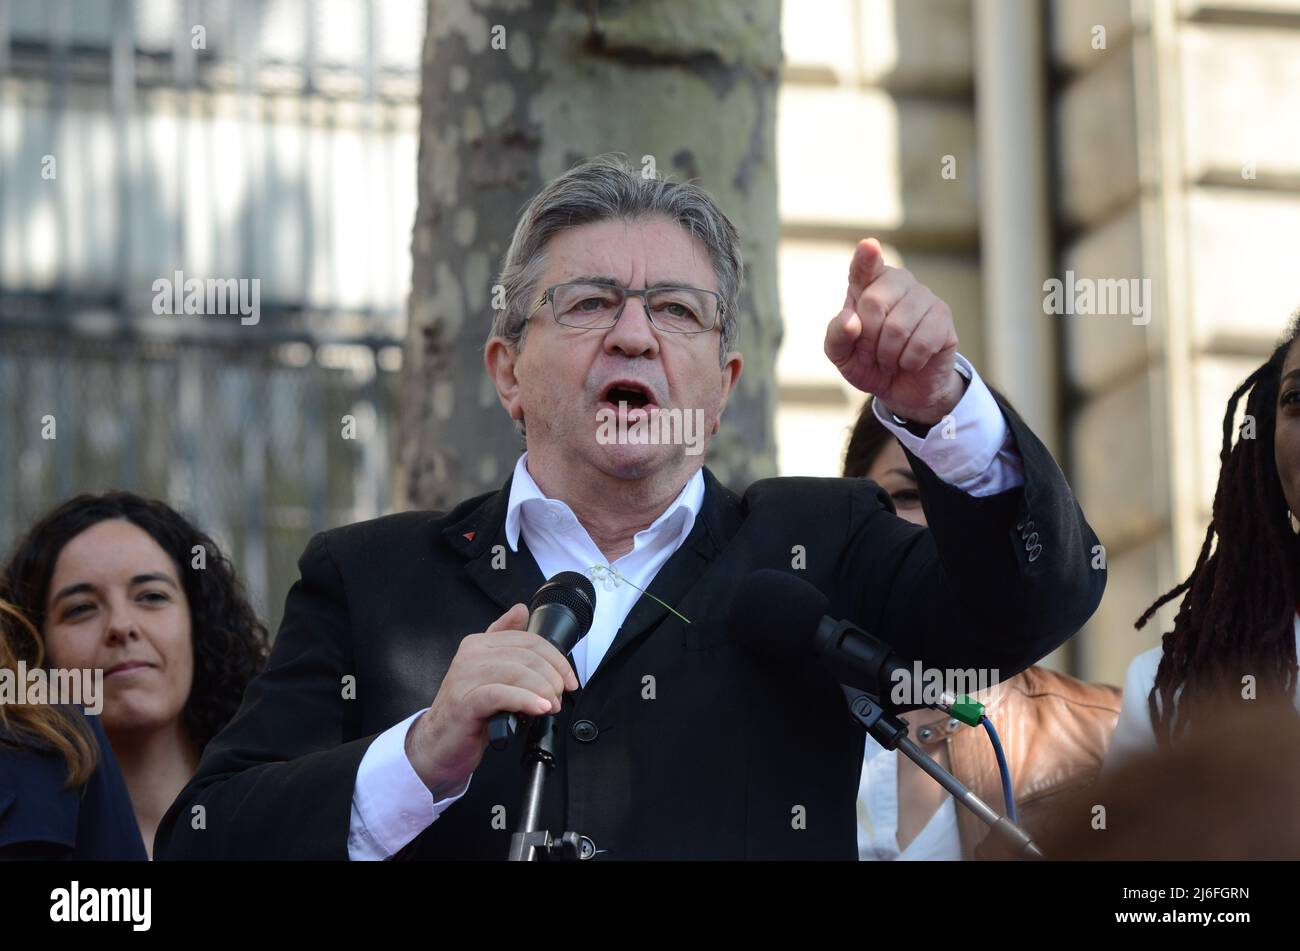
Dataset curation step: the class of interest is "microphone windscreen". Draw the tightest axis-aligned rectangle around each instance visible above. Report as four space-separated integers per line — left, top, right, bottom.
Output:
726 569 829 663
531 571 598 635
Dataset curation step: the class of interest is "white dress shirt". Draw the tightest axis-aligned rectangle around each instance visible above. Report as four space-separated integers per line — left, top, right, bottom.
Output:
348 353 1025 859
503 454 704 688
1102 612 1300 775
857 740 964 860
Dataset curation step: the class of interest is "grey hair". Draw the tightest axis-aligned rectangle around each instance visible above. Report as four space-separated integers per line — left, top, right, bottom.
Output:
489 153 743 368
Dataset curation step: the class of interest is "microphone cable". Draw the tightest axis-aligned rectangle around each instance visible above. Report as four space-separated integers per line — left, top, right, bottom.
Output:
979 715 1017 822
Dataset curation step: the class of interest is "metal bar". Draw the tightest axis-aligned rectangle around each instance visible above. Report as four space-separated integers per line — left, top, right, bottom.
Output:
241 356 269 618
52 339 73 501
117 346 142 490
359 345 383 519
110 0 134 307
363 0 376 315
300 0 316 322
0 0 10 76
239 0 259 300
0 0 9 298
51 0 69 294
306 357 327 534
174 0 195 282
0 351 14 546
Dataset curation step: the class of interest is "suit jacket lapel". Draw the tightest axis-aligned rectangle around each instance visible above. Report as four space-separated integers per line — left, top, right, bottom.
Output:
595 467 742 677
442 466 743 679
443 474 547 615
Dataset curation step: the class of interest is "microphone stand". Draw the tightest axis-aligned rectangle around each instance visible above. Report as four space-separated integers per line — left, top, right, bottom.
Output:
842 685 1044 859
505 710 586 861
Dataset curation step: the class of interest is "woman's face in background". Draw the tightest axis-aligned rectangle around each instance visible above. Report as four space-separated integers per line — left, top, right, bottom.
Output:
42 518 194 741
1276 337 1300 527
865 439 927 527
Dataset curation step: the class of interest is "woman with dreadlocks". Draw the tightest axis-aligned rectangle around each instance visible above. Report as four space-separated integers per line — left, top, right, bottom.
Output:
1105 315 1300 766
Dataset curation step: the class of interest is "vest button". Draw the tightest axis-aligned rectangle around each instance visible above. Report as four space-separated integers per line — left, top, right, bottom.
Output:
571 719 599 742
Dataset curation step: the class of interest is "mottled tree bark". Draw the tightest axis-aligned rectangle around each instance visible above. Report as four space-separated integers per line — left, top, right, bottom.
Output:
402 0 782 511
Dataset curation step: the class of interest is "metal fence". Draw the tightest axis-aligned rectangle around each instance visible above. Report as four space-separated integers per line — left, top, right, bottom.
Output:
0 0 425 633
0 327 401 630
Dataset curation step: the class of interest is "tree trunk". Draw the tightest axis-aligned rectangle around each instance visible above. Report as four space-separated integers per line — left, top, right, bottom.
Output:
402 0 782 511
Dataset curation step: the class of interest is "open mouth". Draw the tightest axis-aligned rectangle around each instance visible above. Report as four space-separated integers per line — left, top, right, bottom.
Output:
599 380 658 412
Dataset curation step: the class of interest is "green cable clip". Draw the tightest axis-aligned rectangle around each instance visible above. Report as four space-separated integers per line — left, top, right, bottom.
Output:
948 695 985 727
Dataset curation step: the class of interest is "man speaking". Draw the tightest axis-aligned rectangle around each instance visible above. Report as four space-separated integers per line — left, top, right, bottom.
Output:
155 155 1104 860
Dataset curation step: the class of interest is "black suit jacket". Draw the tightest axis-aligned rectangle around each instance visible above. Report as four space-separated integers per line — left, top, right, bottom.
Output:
155 409 1104 860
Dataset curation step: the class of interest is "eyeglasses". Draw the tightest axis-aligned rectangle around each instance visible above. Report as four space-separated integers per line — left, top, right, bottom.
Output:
529 282 723 335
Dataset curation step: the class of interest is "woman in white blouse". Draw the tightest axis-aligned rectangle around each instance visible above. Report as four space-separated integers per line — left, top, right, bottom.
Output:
1107 316 1300 769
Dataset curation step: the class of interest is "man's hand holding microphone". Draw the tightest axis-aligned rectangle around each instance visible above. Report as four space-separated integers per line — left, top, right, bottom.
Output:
403 602 579 800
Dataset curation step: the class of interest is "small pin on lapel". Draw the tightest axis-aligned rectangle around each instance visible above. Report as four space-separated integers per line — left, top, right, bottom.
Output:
463 530 476 541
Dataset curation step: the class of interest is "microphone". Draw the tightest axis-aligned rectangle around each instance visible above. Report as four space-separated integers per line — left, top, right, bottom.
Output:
726 569 982 725
727 570 1045 859
488 571 597 751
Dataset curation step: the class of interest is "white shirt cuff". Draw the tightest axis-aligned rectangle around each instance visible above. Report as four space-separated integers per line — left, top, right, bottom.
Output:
871 353 1025 496
347 708 472 860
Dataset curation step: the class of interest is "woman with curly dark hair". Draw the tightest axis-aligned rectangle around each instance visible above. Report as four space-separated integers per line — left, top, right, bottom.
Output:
1106 314 1300 764
2 491 269 856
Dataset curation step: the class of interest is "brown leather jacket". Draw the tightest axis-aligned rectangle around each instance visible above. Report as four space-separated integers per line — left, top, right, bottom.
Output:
908 665 1121 859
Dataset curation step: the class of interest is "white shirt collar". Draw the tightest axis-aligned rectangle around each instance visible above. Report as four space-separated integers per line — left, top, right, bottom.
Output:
503 452 705 556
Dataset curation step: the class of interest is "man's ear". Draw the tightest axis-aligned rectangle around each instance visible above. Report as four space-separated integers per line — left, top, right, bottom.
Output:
712 350 743 436
484 336 524 421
